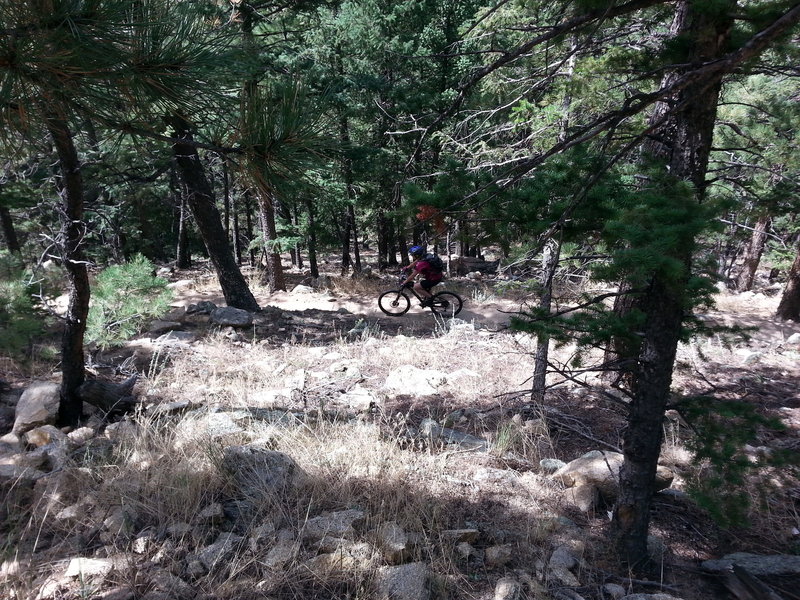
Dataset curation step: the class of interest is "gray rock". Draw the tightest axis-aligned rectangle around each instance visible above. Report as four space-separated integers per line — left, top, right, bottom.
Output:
603 583 627 599
210 307 253 327
375 562 430 600
540 458 567 473
548 545 581 586
186 301 217 315
485 544 513 568
262 529 299 569
419 419 488 450
197 502 225 524
12 382 60 434
376 521 409 564
195 532 243 571
304 542 376 576
563 483 599 513
149 320 182 334
149 571 195 600
67 427 96 447
302 508 366 541
384 365 447 396
494 576 521 600
701 552 800 576
787 332 800 345
339 385 378 411
221 445 305 499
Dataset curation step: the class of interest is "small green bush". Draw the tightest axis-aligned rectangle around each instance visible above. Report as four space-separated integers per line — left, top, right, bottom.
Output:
87 254 173 349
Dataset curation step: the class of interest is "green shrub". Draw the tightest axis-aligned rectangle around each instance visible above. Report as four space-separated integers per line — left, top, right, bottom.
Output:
87 254 173 349
0 266 44 357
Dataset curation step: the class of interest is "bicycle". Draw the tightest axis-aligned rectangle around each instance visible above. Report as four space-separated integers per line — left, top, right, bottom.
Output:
378 278 464 317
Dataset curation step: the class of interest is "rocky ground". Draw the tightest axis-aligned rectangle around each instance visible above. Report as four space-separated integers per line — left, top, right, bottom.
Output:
1 265 799 600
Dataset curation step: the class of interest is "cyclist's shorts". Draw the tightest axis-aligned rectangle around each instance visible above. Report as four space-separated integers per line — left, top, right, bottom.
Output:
420 279 441 291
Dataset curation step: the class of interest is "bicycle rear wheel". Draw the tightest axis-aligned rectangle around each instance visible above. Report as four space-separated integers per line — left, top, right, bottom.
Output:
378 290 411 316
429 291 463 317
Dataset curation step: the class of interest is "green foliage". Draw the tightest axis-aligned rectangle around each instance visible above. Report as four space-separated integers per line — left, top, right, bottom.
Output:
0 254 44 357
86 255 173 350
680 395 796 528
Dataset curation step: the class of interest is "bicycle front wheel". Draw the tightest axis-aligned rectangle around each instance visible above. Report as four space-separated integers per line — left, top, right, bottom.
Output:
378 290 411 316
430 291 463 317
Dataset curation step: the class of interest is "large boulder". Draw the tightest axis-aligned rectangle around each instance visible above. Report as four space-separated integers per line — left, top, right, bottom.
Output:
221 444 306 498
210 307 253 327
11 382 60 435
701 552 800 577
553 451 674 509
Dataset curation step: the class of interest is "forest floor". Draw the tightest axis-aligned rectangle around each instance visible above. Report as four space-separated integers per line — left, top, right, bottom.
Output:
2 260 800 600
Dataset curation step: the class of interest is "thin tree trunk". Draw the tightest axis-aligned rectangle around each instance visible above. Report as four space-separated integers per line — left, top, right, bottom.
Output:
377 209 389 269
293 204 303 269
304 197 319 277
348 204 361 272
167 115 259 311
257 188 286 291
244 191 256 267
735 215 770 291
176 187 192 269
776 244 800 321
531 237 561 403
222 156 230 240
232 192 242 265
0 204 21 254
46 115 89 427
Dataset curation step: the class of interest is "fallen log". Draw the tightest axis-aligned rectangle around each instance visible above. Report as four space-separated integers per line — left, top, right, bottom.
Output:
77 375 138 416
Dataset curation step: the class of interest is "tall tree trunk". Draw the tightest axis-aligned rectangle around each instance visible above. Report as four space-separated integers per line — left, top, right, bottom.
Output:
531 237 561 403
776 244 800 321
244 191 256 267
735 215 770 291
377 209 389 270
611 0 733 568
176 187 192 269
305 197 319 277
292 204 303 269
0 204 21 254
348 204 361 272
167 116 259 311
222 156 231 240
232 192 242 265
46 115 89 427
257 188 286 291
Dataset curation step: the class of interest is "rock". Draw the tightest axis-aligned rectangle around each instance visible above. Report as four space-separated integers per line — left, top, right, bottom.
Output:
210 307 253 327
485 544 513 568
375 562 430 600
302 509 366 541
456 542 474 558
12 382 60 434
292 284 314 293
197 502 225 524
186 301 217 314
441 529 480 543
166 279 194 290
67 427 96 447
97 587 135 600
304 542 375 576
176 412 243 443
701 552 800 576
563 484 599 513
548 545 581 586
376 521 409 564
261 529 299 569
540 458 567 473
24 425 67 448
384 365 448 396
0 464 46 484
221 445 306 497
603 583 627 599
65 556 122 578
149 570 195 600
338 385 378 411
419 419 488 450
494 576 521 600
786 332 800 345
195 532 243 571
553 451 673 504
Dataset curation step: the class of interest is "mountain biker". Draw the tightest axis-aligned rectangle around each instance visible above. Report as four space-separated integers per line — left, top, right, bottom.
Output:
401 245 443 307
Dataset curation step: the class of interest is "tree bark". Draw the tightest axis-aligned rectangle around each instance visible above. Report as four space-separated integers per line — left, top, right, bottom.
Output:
176 186 192 269
611 0 734 568
531 237 561 403
257 187 286 291
167 116 259 311
735 215 770 291
348 203 361 272
46 115 90 427
0 204 21 254
305 197 319 277
776 244 800 321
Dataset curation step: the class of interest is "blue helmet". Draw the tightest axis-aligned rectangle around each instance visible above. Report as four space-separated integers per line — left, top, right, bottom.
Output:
409 245 426 258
